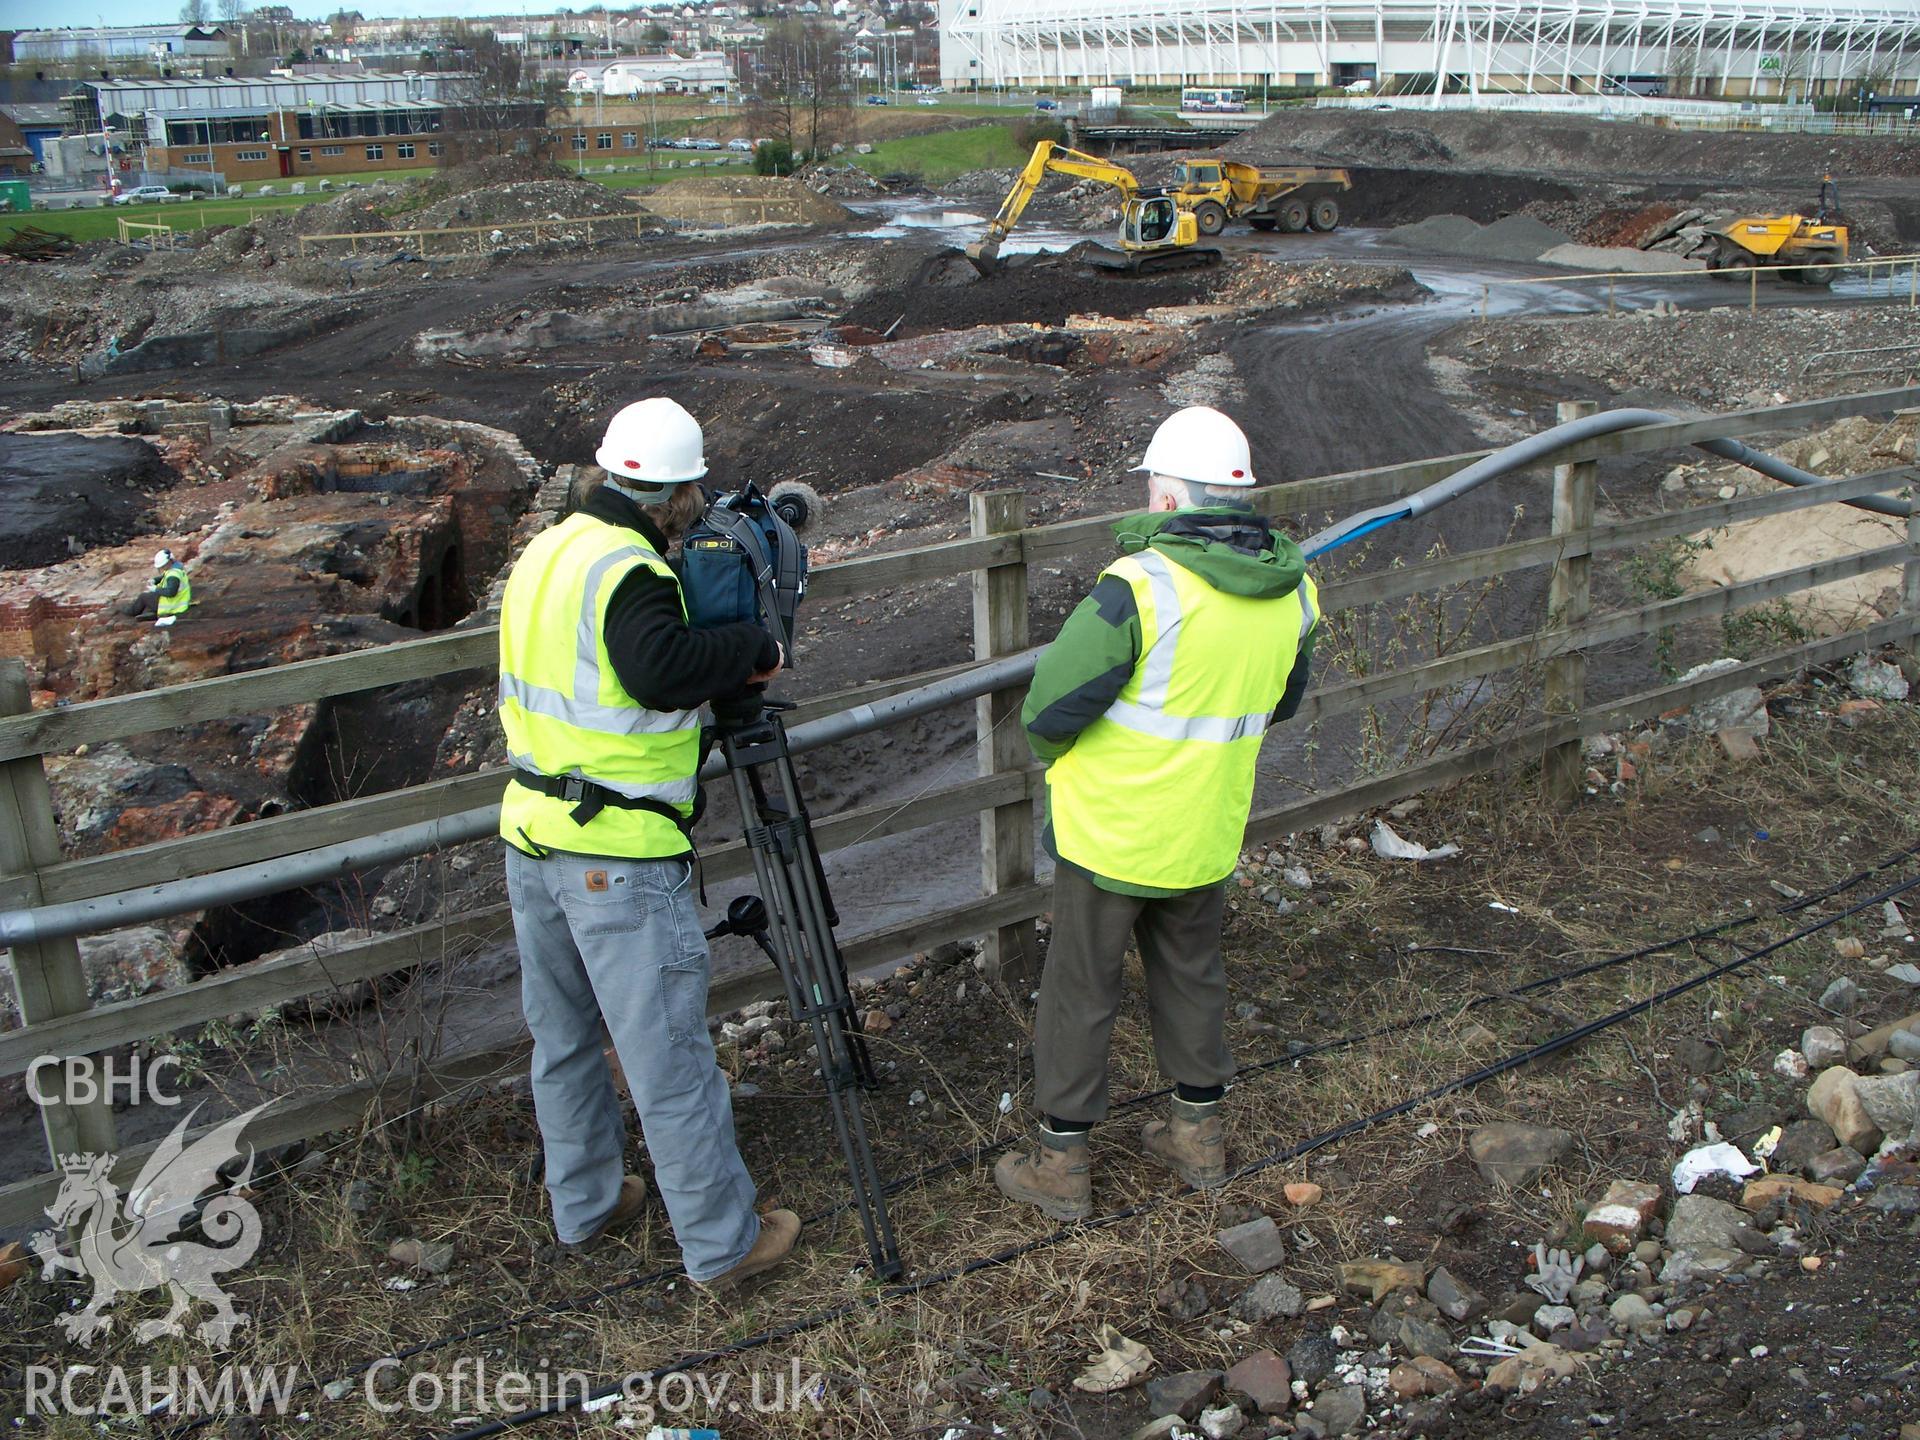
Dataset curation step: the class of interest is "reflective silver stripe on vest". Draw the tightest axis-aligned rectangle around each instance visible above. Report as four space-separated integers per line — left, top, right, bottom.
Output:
576 545 659 703
1101 698 1271 745
1297 581 1317 644
1129 549 1184 708
507 749 698 805
498 674 700 737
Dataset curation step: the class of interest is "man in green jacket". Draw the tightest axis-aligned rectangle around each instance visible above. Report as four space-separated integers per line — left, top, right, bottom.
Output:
995 405 1319 1220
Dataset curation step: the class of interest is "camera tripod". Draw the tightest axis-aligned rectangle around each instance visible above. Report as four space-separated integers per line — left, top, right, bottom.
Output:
704 700 903 1282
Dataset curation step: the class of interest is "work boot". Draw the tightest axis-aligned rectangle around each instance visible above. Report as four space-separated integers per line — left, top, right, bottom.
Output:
1141 1097 1227 1189
993 1126 1093 1221
559 1173 651 1252
699 1208 801 1292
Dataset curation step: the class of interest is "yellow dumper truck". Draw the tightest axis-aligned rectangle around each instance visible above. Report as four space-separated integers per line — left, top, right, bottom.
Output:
1169 158 1354 236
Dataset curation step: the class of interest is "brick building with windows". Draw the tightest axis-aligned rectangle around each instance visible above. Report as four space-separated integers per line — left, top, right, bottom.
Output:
72 73 545 182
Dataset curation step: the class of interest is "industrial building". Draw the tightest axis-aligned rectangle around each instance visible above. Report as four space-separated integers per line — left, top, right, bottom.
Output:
570 52 735 96
66 74 544 183
937 0 1920 98
12 24 233 64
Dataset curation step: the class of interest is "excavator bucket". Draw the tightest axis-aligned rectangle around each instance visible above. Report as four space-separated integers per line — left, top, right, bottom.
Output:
963 237 1001 276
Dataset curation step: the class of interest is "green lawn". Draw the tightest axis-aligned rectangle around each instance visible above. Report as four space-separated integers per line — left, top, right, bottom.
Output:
849 123 1030 182
1 193 328 244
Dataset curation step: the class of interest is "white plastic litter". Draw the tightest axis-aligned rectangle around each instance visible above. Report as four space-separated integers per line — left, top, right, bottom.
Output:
1673 1141 1759 1194
1371 819 1461 862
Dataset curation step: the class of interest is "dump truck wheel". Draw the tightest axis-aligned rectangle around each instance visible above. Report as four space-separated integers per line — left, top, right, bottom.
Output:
1249 214 1278 231
1309 197 1340 232
1193 201 1228 237
1277 198 1309 233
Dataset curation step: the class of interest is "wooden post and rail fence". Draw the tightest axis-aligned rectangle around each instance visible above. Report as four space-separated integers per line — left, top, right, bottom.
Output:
1 387 1918 1228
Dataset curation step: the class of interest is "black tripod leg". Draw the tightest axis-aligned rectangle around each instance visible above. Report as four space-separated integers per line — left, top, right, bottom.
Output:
722 738 903 1281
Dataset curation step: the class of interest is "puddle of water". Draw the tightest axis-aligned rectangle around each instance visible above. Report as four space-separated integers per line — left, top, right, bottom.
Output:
845 196 1084 255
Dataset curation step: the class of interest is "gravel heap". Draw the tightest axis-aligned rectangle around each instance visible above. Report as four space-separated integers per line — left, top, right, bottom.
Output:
1381 212 1573 262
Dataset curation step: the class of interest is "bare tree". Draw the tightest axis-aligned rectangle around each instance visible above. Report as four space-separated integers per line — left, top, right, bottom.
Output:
747 19 853 160
1664 45 1699 98
442 22 566 161
180 0 210 24
217 0 250 27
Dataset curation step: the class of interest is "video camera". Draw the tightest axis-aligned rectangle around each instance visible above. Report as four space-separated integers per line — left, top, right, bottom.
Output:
676 480 814 658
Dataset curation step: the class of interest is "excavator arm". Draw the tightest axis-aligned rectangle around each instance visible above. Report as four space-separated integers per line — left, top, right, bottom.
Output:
967 140 1142 273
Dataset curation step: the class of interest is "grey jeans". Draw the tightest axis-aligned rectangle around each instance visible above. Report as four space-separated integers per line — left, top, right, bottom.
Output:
505 844 761 1280
1034 863 1232 1124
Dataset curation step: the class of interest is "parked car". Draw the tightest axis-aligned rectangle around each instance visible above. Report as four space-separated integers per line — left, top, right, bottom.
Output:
112 185 174 206
865 93 890 105
726 138 754 152
916 93 939 105
688 137 721 151
1033 97 1059 111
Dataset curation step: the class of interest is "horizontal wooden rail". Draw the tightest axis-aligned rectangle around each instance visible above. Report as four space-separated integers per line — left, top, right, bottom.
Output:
1 387 1911 767
8 604 1910 1230
0 658 1012 910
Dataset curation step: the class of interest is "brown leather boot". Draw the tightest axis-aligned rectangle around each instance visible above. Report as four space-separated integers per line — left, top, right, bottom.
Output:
699 1208 800 1292
560 1173 651 1252
993 1126 1093 1221
1141 1097 1227 1189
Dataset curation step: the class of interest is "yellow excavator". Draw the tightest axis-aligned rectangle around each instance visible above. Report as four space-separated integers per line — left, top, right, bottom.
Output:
1698 177 1850 287
965 140 1222 276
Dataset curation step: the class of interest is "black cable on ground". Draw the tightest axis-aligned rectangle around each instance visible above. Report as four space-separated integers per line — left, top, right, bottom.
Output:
152 838 1920 1437
433 866 1920 1440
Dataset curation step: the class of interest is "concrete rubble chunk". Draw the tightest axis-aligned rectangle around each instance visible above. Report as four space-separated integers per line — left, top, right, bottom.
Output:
1742 1176 1843 1211
1771 1118 1838 1176
1890 1029 1920 1062
1469 1122 1574 1186
1426 1265 1489 1322
1848 655 1910 701
1307 1384 1367 1437
1216 1215 1288 1274
1851 1070 1920 1143
1199 1403 1245 1440
1807 1066 1884 1154
1819 976 1862 1015
1223 1350 1293 1415
1143 1370 1224 1422
1807 1145 1868 1185
1607 1293 1659 1335
1581 1178 1663 1253
1801 1026 1849 1070
1231 1274 1305 1323
1665 1193 1753 1275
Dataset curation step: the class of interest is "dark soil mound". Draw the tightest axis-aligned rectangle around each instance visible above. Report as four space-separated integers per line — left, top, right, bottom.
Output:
843 248 1224 333
0 431 173 569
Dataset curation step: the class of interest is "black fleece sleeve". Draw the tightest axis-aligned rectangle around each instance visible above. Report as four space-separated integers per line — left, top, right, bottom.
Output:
602 567 778 712
1271 642 1314 725
155 572 181 598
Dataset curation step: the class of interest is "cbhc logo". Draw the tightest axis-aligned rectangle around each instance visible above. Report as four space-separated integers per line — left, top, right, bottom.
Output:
26 1055 183 1108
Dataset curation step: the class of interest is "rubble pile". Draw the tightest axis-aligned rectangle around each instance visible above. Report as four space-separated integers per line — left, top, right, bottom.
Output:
0 397 538 992
409 178 649 230
1437 304 1920 411
642 174 853 227
794 161 890 198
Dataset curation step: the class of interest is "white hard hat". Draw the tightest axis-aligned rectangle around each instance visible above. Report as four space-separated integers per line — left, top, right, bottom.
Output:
153 548 174 570
1133 405 1256 488
594 397 708 494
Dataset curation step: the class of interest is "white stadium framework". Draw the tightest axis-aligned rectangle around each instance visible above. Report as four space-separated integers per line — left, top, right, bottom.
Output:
937 0 1920 99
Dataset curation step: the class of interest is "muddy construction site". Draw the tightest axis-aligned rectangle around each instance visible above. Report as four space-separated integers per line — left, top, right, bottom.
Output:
4 111 1920 1439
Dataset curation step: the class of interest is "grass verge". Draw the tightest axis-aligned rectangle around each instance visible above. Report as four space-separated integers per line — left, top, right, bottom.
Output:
849 123 1029 182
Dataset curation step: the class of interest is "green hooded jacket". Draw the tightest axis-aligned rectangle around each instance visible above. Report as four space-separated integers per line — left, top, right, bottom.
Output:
1022 506 1317 897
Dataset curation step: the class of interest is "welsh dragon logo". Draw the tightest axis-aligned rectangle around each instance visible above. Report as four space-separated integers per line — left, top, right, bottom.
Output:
29 1101 274 1347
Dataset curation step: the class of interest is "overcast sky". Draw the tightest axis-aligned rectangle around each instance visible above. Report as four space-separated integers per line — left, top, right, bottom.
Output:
10 1 662 26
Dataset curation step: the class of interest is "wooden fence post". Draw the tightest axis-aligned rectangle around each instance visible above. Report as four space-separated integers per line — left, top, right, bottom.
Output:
0 661 115 1169
971 491 1037 983
1542 400 1598 807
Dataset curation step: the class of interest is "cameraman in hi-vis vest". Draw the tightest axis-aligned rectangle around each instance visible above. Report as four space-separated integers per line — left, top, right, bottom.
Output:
496 397 799 1288
996 405 1319 1221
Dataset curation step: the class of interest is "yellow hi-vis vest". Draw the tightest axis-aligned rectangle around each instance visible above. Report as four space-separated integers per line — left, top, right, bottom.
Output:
497 513 703 858
157 564 192 618
1047 548 1318 892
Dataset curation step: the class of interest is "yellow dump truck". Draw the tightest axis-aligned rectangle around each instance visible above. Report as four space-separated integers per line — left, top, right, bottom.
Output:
1169 158 1354 237
1698 178 1850 286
